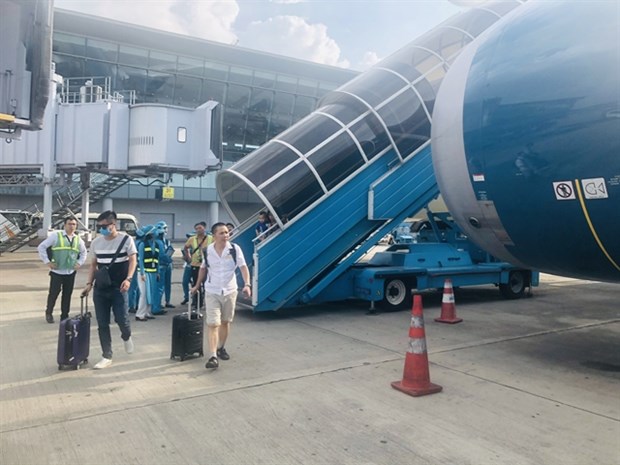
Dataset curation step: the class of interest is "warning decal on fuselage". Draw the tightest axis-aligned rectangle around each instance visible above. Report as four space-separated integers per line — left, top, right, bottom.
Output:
581 178 608 199
553 181 575 200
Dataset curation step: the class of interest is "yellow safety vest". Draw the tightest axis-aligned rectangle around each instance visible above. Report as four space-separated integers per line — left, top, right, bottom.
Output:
51 232 80 270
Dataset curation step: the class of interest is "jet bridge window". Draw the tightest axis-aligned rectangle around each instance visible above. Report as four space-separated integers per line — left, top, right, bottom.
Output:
457 8 500 37
340 69 409 108
261 162 324 221
382 48 440 83
378 89 430 157
318 102 366 126
307 133 365 190
420 27 472 62
277 113 341 155
349 112 390 160
234 142 301 187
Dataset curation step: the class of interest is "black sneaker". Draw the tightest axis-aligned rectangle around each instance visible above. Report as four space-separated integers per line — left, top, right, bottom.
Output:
46 314 54 324
216 347 230 360
165 303 175 309
180 298 189 305
205 356 219 369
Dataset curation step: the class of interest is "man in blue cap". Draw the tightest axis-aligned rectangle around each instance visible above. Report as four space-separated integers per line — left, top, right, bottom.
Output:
135 224 161 321
156 221 175 309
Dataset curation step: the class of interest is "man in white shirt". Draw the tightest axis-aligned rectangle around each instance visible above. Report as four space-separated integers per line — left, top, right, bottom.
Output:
191 222 251 369
37 216 88 323
82 211 137 369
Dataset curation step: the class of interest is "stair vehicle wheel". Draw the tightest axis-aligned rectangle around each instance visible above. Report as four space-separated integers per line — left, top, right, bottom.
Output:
381 278 411 310
500 270 526 299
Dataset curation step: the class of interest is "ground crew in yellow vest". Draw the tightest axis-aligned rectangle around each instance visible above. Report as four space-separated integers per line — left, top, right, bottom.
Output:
37 216 88 323
183 221 212 310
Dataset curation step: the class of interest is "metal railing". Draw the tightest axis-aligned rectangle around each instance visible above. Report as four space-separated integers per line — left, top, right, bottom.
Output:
60 76 136 105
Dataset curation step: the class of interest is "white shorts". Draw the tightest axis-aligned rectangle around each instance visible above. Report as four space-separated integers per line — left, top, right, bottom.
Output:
205 291 237 326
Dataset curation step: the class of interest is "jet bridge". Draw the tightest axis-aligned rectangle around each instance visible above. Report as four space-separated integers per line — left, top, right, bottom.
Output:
217 0 527 311
0 74 223 252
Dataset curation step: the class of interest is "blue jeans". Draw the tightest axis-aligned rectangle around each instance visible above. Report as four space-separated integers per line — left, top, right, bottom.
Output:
93 288 131 359
182 265 192 300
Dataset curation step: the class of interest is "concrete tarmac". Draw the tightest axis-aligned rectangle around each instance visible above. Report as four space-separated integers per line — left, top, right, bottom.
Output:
0 249 618 465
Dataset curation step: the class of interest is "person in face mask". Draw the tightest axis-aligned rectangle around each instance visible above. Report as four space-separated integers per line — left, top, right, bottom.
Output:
82 210 138 370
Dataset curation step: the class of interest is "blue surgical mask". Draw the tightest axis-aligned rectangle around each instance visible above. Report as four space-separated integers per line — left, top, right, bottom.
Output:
99 226 111 236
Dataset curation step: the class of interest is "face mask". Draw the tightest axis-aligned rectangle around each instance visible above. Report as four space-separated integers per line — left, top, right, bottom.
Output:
99 226 111 236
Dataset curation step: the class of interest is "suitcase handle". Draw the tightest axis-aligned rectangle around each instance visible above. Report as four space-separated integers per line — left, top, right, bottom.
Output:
80 295 88 316
188 300 193 320
187 300 202 320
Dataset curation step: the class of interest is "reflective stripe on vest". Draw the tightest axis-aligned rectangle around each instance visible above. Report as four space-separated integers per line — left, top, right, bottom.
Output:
143 244 159 272
51 232 80 270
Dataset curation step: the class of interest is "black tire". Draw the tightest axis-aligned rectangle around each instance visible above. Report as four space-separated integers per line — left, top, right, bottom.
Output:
500 270 526 299
380 278 412 311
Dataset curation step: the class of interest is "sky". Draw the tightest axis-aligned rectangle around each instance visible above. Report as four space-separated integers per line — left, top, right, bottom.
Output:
54 0 485 71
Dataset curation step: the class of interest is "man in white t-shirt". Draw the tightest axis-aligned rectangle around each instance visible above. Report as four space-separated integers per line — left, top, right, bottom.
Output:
191 222 251 370
82 211 137 369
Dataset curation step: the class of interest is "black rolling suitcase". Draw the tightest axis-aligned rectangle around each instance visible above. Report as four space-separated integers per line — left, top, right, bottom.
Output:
57 296 91 370
171 303 204 361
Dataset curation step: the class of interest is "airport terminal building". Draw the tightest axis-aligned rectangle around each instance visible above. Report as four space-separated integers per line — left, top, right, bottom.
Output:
0 8 358 238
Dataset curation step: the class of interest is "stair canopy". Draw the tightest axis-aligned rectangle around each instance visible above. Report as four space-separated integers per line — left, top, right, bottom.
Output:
216 1 525 229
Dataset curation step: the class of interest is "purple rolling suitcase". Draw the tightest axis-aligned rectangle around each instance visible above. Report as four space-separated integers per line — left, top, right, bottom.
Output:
57 296 91 370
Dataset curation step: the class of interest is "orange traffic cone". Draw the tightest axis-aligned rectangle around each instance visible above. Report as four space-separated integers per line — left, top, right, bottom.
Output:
435 278 462 324
391 294 442 397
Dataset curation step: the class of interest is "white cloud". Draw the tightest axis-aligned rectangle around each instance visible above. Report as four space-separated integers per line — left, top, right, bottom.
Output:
56 0 240 44
359 51 381 71
238 15 350 68
447 0 487 6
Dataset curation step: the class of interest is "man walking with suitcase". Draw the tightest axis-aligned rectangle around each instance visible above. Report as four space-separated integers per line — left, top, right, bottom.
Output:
37 216 88 323
82 211 137 369
191 222 251 370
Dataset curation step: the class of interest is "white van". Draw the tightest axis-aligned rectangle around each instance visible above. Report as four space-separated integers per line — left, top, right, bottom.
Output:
76 212 139 240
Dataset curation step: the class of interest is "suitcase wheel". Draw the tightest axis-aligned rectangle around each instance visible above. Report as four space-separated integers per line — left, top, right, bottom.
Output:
58 365 62 371
170 353 174 360
83 358 88 365
180 355 186 361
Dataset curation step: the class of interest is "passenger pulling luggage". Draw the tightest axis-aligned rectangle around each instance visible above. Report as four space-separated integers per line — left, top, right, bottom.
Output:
170 302 204 361
57 296 91 370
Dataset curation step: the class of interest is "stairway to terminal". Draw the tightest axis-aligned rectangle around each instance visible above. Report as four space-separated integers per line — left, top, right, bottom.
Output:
216 1 526 311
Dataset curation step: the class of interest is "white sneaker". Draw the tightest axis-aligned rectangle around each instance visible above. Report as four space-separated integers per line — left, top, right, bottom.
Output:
124 337 134 354
94 358 113 369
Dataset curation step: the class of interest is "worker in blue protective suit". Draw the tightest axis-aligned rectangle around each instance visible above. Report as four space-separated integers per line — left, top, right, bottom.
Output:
135 225 162 321
156 221 175 309
127 227 143 313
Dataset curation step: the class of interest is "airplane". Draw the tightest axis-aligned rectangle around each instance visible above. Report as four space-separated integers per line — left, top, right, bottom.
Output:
431 0 620 283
